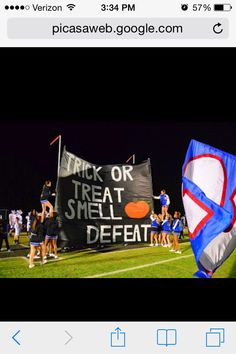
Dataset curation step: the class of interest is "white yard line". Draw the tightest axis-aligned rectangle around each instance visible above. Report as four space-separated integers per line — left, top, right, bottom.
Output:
84 254 194 278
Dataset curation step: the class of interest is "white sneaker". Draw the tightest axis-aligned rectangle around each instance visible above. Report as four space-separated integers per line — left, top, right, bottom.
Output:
49 253 54 257
169 249 175 252
29 264 35 269
27 254 30 258
149 243 154 247
54 255 58 259
41 260 47 265
155 244 159 247
44 255 47 260
175 250 182 254
34 255 40 259
163 244 168 248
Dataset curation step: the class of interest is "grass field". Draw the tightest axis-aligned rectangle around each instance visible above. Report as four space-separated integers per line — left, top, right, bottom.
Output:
0 232 236 278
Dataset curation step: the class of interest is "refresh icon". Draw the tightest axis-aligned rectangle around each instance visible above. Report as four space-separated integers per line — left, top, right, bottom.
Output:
213 23 223 34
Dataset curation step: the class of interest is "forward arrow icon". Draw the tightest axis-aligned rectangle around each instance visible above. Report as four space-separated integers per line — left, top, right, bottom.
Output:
64 330 73 345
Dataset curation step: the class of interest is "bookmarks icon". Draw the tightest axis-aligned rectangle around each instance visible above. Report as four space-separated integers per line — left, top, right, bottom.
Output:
157 329 177 347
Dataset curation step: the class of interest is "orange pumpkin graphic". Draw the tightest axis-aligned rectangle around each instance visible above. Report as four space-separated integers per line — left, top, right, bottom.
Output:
124 201 150 219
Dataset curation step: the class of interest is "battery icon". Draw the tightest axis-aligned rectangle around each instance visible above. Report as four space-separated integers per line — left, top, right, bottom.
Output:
214 4 232 11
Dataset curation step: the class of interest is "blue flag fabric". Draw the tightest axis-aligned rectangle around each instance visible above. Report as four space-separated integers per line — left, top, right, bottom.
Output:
182 139 236 276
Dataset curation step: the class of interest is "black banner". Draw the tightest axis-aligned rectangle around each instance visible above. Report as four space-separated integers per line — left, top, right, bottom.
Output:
56 148 153 247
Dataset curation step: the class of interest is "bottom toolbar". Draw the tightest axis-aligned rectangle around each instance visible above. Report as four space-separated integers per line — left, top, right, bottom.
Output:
0 322 234 353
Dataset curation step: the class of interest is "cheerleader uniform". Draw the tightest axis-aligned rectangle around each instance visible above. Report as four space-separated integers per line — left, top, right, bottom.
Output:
40 185 51 203
30 222 45 247
161 218 172 234
160 194 170 206
151 218 159 232
172 218 183 237
44 217 59 240
153 194 170 207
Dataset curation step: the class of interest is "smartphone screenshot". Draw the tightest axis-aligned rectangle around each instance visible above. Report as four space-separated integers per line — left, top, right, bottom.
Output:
1 0 235 353
0 0 235 47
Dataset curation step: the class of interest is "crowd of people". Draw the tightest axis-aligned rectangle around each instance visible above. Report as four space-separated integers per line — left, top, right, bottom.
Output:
151 189 186 254
0 180 59 268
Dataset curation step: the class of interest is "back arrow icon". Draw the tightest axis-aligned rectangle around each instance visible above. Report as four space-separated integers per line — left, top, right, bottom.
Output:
64 330 73 345
12 330 21 345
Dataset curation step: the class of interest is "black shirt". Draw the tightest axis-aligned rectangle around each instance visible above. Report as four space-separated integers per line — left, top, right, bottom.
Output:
30 222 45 243
0 221 8 238
40 185 51 201
44 218 59 236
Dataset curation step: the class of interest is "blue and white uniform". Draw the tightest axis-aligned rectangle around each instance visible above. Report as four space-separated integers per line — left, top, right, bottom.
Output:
151 219 158 232
161 219 172 234
153 194 170 206
172 219 183 235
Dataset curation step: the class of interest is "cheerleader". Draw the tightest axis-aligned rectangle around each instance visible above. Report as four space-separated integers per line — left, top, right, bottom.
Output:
40 180 55 223
170 211 183 254
161 213 172 247
153 189 170 218
149 212 159 247
29 212 47 269
44 211 59 259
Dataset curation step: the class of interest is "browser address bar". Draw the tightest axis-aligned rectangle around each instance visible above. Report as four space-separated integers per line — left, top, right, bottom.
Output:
7 18 229 39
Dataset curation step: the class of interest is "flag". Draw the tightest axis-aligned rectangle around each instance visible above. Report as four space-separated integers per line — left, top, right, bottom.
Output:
182 139 236 277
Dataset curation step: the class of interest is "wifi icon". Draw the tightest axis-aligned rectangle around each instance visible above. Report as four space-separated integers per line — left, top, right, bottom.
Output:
67 4 76 11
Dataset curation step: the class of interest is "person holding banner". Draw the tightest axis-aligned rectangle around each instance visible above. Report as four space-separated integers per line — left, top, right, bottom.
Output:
40 180 55 223
153 189 170 218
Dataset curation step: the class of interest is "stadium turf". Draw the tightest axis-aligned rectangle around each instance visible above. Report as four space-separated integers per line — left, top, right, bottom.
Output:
0 233 236 278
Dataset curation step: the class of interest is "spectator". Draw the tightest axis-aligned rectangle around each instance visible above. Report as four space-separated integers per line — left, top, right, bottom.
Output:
0 217 12 252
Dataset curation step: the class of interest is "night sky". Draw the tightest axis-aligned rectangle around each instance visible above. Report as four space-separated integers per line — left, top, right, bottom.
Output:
0 120 234 216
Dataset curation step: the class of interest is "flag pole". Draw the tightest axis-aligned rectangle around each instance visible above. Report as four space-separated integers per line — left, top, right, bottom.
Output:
126 154 135 164
50 134 62 177
58 135 61 177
